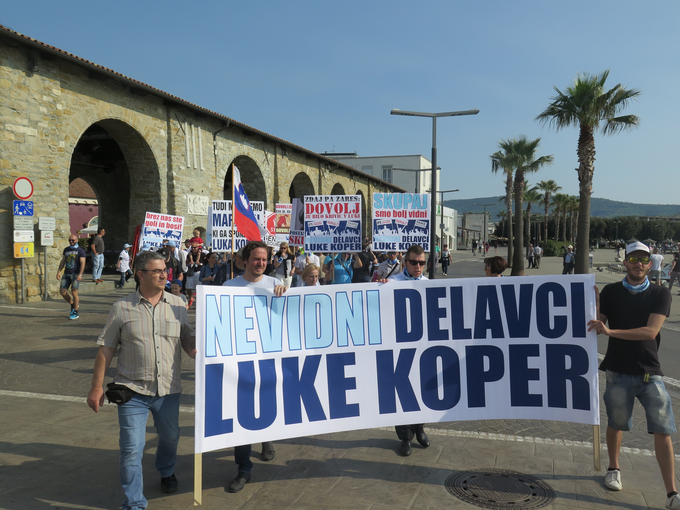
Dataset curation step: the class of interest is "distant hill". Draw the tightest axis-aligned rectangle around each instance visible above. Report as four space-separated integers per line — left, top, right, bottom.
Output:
444 196 680 219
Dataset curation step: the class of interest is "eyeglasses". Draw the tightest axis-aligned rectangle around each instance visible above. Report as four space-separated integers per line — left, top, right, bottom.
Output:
387 252 396 256
628 257 650 264
69 239 78 243
142 268 169 276
406 259 426 266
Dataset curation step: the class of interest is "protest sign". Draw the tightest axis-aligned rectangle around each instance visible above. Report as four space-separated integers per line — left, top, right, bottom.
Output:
289 198 304 246
194 274 599 454
262 211 278 247
211 200 264 252
275 203 292 244
372 193 430 252
141 212 184 249
304 195 362 253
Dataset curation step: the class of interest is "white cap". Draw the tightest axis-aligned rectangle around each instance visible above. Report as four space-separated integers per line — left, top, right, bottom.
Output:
626 241 650 256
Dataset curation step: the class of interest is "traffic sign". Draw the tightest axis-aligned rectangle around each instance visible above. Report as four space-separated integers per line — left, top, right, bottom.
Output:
13 200 34 216
14 243 34 258
39 217 55 231
13 177 34 200
13 217 33 229
14 230 35 243
41 231 54 246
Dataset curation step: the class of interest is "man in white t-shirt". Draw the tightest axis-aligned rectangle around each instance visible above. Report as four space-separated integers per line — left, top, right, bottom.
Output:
533 245 543 269
650 247 664 285
376 251 402 279
222 241 286 492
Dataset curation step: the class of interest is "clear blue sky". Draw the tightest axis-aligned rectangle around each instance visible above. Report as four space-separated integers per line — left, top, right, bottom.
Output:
4 1 678 204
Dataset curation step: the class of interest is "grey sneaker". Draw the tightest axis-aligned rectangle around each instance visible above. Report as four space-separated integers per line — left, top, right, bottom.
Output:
261 441 275 461
667 494 680 509
604 469 622 491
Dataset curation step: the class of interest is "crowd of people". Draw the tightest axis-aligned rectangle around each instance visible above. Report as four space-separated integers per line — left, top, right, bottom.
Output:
63 228 680 510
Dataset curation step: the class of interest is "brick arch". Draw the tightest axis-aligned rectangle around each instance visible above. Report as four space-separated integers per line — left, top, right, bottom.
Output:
330 183 345 195
68 118 160 250
224 156 267 208
289 172 316 201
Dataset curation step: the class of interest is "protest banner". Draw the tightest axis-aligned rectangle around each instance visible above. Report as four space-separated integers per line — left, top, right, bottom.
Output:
262 210 278 247
194 274 599 455
289 198 304 246
304 195 362 252
211 200 264 252
275 203 292 244
141 212 184 249
372 193 430 252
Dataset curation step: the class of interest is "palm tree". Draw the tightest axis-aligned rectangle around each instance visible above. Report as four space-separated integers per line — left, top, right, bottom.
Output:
491 150 515 267
536 70 640 273
497 210 507 239
524 186 543 251
537 179 561 247
492 136 554 275
553 193 569 242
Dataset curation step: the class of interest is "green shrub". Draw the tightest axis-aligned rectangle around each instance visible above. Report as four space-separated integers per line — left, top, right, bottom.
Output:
541 239 574 257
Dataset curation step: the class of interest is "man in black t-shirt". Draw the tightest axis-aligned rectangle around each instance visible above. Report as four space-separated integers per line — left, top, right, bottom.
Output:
588 241 679 509
56 235 87 320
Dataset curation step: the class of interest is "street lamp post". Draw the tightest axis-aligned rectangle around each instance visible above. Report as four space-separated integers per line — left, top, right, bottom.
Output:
473 203 495 253
428 188 459 261
392 108 479 279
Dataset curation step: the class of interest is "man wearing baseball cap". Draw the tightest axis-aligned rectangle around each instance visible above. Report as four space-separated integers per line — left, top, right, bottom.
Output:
588 241 679 509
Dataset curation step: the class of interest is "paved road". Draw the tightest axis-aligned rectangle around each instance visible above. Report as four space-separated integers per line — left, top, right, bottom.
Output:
1 247 679 454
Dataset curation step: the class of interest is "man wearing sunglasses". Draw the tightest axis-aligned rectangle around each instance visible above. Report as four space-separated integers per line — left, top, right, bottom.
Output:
56 235 87 320
87 251 196 510
588 242 678 509
380 244 431 456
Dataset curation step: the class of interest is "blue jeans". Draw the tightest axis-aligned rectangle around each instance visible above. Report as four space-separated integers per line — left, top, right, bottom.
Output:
93 253 104 280
603 370 676 434
118 393 180 510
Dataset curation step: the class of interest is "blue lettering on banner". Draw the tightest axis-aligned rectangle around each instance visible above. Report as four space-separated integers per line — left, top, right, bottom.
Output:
205 295 232 357
282 356 327 424
205 364 233 437
336 291 365 347
474 286 505 339
536 283 567 338
327 353 360 419
234 296 257 355
286 295 302 351
509 344 542 407
466 345 504 407
450 287 472 340
395 289 423 342
367 290 382 345
426 287 448 341
376 349 420 414
501 284 533 338
546 344 590 410
237 360 277 430
420 346 461 410
304 294 334 349
253 296 285 353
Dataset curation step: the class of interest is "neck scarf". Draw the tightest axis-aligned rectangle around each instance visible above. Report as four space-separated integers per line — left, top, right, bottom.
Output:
402 268 423 280
622 275 650 294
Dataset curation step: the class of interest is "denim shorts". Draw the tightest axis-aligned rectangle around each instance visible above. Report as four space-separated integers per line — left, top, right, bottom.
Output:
60 274 80 290
603 370 676 434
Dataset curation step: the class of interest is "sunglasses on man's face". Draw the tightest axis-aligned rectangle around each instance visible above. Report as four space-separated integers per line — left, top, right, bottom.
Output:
627 256 650 264
406 259 426 266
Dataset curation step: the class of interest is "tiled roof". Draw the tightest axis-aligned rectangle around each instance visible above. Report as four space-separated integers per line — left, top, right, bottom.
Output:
0 24 403 192
69 178 97 199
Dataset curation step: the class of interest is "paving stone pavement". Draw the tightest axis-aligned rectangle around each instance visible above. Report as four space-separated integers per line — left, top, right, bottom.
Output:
1 249 680 508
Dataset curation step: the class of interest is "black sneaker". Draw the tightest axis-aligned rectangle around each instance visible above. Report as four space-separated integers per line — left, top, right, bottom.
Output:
228 472 251 493
161 473 178 493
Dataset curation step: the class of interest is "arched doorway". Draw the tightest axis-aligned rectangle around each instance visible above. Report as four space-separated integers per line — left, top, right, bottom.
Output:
330 183 345 195
224 156 267 208
69 120 160 253
288 172 315 201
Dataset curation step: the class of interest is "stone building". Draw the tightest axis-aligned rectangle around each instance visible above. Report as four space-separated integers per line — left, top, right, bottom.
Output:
0 25 401 303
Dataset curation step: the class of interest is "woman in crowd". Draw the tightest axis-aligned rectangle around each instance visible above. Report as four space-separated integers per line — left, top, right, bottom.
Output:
484 256 508 277
301 263 320 287
185 242 203 307
199 251 220 285
273 242 294 287
440 244 452 276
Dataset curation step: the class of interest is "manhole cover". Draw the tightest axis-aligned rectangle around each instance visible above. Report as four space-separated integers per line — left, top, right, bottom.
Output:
445 469 555 509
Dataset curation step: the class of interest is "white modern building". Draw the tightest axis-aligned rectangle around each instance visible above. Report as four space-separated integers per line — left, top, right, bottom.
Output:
326 153 457 248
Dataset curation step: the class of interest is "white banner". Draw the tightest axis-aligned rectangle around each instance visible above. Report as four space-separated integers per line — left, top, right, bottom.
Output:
142 212 184 249
195 274 599 453
372 193 430 252
304 195 362 253
210 200 264 252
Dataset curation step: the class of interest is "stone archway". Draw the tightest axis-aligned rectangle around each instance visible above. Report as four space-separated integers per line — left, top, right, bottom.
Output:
330 183 345 195
224 155 267 208
289 172 315 201
68 119 160 252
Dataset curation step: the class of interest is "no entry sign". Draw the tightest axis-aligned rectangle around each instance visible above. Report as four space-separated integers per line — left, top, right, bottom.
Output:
13 177 34 200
